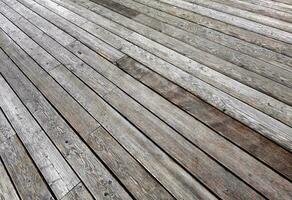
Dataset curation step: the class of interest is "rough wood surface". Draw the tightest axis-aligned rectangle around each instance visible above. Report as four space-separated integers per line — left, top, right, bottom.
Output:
0 151 20 200
0 0 291 198
0 101 54 200
0 20 173 200
35 0 292 151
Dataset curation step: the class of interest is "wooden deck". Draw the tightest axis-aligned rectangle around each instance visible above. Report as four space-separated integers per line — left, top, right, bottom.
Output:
0 0 291 199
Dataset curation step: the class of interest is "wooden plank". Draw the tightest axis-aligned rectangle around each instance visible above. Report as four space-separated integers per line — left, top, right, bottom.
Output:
78 0 292 106
211 0 292 23
90 0 292 72
0 106 54 200
49 64 219 200
31 0 292 151
0 157 20 200
158 0 292 43
5 1 291 198
7 0 123 63
14 11 264 197
0 30 175 200
0 70 80 199
242 0 292 14
117 56 292 181
0 48 133 200
133 0 292 58
182 0 292 33
0 5 214 199
109 0 292 69
44 0 292 128
60 183 93 200
67 41 292 199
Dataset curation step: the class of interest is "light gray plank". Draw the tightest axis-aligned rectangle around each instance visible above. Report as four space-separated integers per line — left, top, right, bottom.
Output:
183 0 292 32
0 47 133 200
112 0 292 69
0 7 215 199
133 0 292 58
43 0 292 128
79 0 292 105
0 25 174 200
60 183 93 200
0 105 54 200
243 0 292 13
159 0 292 44
32 0 292 151
0 157 20 200
0 71 80 199
8 0 123 63
68 41 292 199
211 0 292 22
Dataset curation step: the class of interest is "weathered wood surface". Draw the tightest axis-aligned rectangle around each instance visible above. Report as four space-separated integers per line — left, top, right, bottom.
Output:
211 0 292 23
134 0 292 58
0 78 55 200
31 0 292 151
112 0 292 69
0 0 291 198
0 26 173 200
0 149 20 200
117 56 292 181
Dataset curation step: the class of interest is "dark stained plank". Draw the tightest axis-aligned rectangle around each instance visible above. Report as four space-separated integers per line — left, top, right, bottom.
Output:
0 106 54 200
117 55 292 181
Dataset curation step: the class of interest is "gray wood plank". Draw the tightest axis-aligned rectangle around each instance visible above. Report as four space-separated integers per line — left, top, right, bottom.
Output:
211 0 292 23
0 15 176 200
183 0 292 33
90 0 292 77
0 8 214 199
4 2 290 198
44 0 292 128
117 55 292 181
110 0 292 69
0 29 174 200
0 157 20 200
159 0 292 44
0 71 80 199
0 106 54 200
10 9 263 197
133 0 292 58
31 0 292 151
60 183 93 200
0 47 133 200
77 0 292 106
242 0 292 14
67 41 292 199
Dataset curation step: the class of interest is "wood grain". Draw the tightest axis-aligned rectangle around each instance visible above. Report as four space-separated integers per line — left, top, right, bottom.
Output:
0 105 54 200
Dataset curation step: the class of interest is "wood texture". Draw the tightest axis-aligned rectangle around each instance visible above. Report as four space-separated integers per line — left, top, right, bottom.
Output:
0 0 291 198
0 98 54 200
33 0 292 151
0 27 173 200
0 151 20 200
